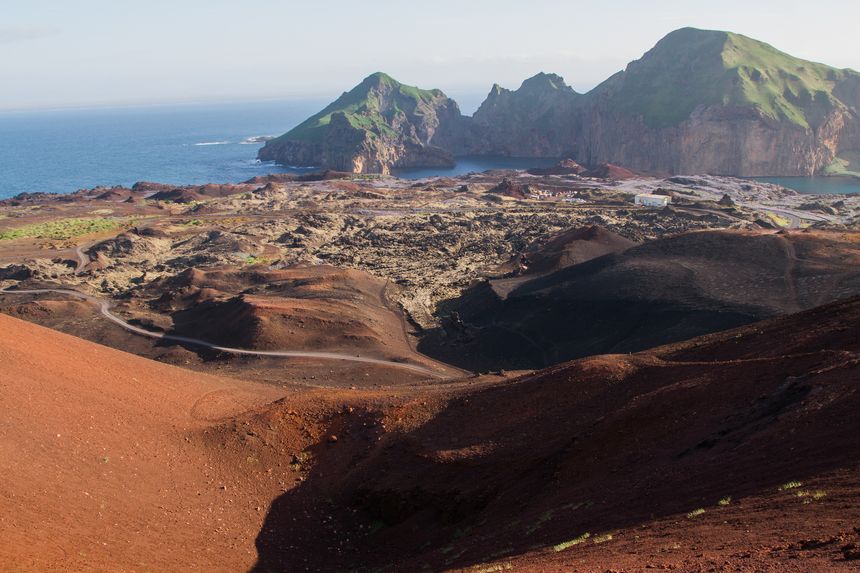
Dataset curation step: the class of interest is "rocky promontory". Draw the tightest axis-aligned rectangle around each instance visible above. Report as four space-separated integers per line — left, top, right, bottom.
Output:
258 73 463 174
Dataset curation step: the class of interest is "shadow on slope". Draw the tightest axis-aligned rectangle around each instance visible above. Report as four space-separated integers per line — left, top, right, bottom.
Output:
419 229 860 371
251 296 860 571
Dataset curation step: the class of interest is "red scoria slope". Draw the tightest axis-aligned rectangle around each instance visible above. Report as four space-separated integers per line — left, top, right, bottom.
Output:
2 291 859 572
250 296 860 572
0 313 294 572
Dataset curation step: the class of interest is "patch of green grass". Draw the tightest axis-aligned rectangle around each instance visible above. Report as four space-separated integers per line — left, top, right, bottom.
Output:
525 501 591 535
0 217 132 241
553 532 591 552
244 255 272 266
718 496 732 506
779 481 803 491
766 211 792 228
823 152 860 178
593 533 613 544
687 508 706 518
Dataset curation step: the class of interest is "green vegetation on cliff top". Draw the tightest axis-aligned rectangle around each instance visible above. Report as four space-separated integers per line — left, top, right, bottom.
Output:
275 72 445 143
599 27 859 129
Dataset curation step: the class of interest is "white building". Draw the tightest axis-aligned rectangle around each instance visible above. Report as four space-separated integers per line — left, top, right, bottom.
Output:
634 193 671 208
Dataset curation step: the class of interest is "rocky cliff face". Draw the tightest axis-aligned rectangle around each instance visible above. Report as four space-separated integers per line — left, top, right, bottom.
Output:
458 73 581 157
573 28 860 176
258 73 463 174
264 30 860 177
577 103 851 176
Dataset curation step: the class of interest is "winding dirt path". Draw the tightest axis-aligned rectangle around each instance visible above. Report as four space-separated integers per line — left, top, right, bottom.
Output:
73 246 89 273
0 286 448 378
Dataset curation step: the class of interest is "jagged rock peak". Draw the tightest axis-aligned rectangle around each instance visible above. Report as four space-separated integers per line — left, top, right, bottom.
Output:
518 72 576 93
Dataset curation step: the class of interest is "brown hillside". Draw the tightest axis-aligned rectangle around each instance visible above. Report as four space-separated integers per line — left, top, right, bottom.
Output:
422 229 860 370
155 265 423 361
251 296 860 572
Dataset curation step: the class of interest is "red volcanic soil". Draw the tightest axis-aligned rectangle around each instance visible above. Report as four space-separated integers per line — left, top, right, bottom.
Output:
244 170 353 185
250 296 860 572
149 183 253 203
583 162 639 180
0 313 295 571
155 265 435 365
1 291 859 571
527 158 588 176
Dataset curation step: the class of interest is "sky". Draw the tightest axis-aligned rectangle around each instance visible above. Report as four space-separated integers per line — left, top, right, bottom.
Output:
2 0 859 112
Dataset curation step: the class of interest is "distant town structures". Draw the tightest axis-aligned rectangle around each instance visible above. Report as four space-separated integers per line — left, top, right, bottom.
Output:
634 193 671 208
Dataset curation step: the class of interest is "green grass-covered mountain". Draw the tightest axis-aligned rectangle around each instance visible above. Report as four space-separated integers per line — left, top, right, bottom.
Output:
283 73 447 142
258 73 462 173
594 27 855 129
262 29 860 177
578 28 860 175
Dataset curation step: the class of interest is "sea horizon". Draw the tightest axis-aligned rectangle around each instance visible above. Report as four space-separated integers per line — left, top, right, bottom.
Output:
2 99 859 198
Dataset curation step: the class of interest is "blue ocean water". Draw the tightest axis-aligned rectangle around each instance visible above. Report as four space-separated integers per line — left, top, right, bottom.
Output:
0 100 328 199
2 101 859 198
392 156 557 179
753 176 860 195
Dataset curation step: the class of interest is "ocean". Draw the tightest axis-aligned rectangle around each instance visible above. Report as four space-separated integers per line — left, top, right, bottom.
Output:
1 101 859 198
0 100 327 199
753 176 860 196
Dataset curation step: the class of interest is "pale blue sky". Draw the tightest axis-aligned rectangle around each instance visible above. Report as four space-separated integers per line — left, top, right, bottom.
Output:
2 0 859 111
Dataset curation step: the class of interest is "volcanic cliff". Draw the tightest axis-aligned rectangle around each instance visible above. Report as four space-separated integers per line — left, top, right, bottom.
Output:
262 28 860 177
577 27 860 176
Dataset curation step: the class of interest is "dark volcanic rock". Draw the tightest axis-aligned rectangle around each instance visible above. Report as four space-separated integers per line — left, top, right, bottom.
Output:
486 178 530 199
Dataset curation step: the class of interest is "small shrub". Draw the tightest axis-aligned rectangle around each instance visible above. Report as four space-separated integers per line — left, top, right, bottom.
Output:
472 564 512 573
718 496 732 506
796 490 827 503
553 532 591 552
779 481 803 491
687 508 706 518
593 533 613 544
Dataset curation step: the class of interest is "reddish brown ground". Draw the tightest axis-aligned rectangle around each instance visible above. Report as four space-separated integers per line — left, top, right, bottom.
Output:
1 295 859 571
249 296 860 572
0 313 297 571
